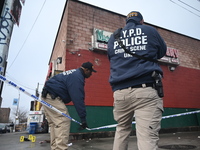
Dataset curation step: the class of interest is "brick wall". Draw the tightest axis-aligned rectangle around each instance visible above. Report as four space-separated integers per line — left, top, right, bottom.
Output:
50 0 200 108
0 108 10 123
157 28 200 70
162 65 200 108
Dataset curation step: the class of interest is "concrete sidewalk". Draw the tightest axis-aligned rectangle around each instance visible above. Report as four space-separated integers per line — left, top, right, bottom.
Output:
69 131 200 150
0 130 199 149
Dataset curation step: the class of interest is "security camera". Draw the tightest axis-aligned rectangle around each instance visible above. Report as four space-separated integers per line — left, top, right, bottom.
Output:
168 66 176 72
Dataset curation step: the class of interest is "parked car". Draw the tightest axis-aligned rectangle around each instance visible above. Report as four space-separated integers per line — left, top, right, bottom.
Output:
0 123 7 133
6 125 11 133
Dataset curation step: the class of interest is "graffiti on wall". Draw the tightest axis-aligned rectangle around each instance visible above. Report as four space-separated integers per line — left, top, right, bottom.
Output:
0 7 13 45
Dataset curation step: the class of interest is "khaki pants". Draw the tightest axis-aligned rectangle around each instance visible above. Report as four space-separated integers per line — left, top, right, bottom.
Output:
113 87 163 150
43 94 71 150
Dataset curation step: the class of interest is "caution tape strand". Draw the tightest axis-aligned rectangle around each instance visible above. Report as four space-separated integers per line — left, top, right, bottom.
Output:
1 74 199 131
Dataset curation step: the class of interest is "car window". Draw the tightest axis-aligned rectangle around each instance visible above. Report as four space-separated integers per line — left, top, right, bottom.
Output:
0 124 6 127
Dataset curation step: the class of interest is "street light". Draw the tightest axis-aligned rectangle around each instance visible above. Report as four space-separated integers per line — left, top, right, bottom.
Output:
13 91 20 132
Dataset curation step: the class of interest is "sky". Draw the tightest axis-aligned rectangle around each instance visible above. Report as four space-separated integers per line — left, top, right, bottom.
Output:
1 0 200 120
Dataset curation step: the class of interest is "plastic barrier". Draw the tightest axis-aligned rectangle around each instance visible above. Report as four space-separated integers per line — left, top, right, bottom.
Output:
29 122 37 134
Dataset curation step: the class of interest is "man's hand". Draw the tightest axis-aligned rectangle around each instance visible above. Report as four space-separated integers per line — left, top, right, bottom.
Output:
41 87 48 98
80 121 88 130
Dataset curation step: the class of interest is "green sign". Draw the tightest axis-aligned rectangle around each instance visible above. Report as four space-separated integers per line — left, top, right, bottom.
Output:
95 29 111 43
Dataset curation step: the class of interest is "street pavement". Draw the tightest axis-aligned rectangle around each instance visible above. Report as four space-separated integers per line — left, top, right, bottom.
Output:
0 130 200 150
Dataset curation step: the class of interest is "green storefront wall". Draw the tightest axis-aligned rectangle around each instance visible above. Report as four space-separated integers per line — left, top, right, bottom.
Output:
67 106 200 133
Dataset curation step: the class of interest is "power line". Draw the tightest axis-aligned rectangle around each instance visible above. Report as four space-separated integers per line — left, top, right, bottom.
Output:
178 0 200 12
170 0 200 17
5 72 35 91
8 0 47 70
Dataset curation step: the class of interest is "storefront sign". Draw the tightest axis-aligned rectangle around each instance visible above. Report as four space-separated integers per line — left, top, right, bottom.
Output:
159 47 179 65
92 28 179 65
92 28 112 51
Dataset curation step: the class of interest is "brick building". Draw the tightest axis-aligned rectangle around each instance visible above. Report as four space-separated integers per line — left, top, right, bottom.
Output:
0 108 10 123
47 0 200 133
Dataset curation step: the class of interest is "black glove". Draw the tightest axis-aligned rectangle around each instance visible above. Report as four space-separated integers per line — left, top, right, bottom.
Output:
80 121 88 130
41 87 48 98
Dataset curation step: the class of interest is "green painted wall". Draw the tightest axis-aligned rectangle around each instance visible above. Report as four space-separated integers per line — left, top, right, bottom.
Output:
161 108 200 128
67 106 200 133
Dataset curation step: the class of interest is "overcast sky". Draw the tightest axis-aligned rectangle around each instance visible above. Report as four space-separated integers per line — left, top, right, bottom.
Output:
1 0 200 119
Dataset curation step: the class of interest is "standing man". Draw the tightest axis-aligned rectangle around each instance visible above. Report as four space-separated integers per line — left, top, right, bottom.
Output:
9 122 14 133
107 11 167 150
41 62 96 150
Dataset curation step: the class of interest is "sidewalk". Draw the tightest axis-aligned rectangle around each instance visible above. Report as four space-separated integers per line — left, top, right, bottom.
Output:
0 130 200 149
68 131 200 150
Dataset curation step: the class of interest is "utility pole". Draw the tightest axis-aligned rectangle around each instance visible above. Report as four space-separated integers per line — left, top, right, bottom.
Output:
0 0 15 80
13 91 20 132
35 83 41 111
0 0 15 104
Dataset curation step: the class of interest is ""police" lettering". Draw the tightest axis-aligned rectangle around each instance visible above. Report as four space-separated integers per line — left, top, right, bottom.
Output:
62 69 76 76
114 36 147 49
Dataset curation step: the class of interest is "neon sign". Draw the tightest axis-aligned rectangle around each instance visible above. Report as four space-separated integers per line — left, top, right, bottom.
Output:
92 28 112 51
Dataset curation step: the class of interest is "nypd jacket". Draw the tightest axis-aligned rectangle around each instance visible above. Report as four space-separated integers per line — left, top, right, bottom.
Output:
107 21 167 91
44 68 86 122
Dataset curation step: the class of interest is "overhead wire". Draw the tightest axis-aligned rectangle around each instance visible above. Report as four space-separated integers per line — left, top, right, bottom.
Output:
5 72 35 91
178 0 200 12
6 0 46 91
169 0 200 17
5 0 47 94
8 0 47 70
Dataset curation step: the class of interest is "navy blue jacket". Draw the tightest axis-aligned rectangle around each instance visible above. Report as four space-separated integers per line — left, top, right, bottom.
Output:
44 68 86 122
107 21 167 91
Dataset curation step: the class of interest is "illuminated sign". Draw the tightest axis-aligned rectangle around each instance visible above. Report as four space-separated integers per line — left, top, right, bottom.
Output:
29 111 42 115
159 47 179 65
92 28 112 51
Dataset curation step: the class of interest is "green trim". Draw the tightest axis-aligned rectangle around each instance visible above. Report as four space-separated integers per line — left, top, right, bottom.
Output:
162 108 199 128
67 106 200 133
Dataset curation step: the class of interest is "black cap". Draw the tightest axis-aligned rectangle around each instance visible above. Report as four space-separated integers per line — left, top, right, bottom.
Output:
82 62 97 72
126 11 143 23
